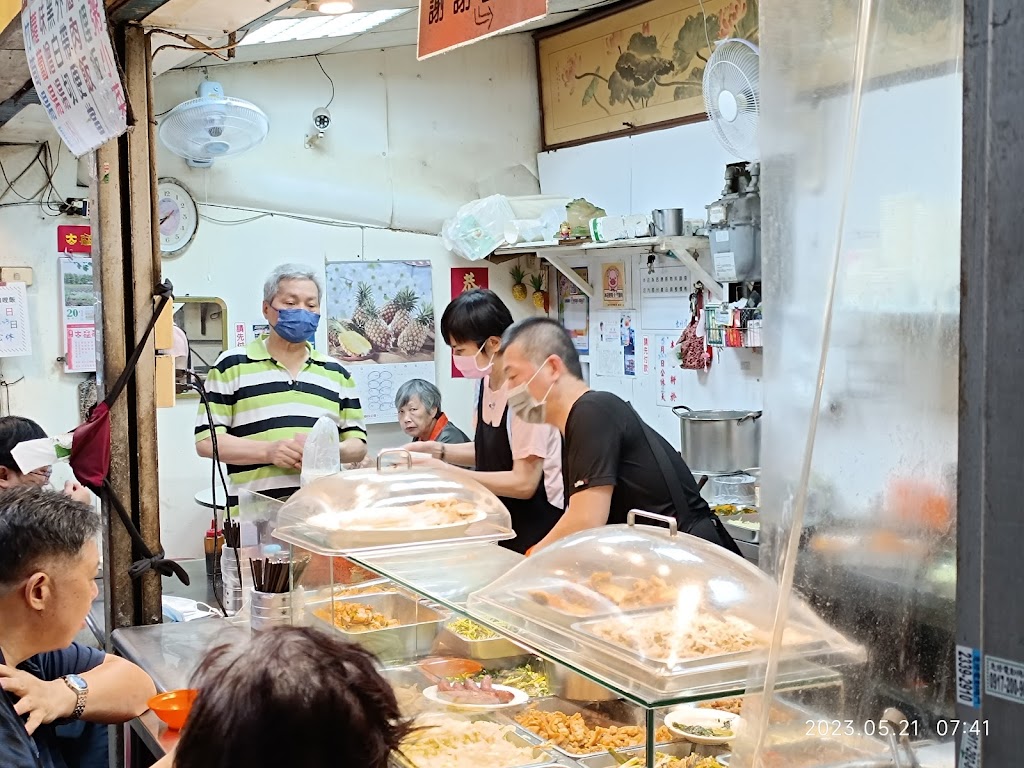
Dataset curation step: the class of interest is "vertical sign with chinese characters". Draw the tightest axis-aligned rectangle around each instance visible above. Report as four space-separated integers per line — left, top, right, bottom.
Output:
59 257 96 372
21 0 128 157
0 283 32 358
418 0 547 59
450 267 488 378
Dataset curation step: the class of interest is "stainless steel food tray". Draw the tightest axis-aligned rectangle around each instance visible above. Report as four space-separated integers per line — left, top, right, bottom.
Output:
393 713 554 768
307 593 446 663
504 697 682 759
715 737 887 768
511 577 676 622
438 624 530 661
571 609 827 670
575 740 726 768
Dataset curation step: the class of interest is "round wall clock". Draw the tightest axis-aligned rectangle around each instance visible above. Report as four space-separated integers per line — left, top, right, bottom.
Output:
157 177 199 257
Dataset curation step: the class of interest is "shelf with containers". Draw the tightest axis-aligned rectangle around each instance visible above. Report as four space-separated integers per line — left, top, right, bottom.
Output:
260 456 882 768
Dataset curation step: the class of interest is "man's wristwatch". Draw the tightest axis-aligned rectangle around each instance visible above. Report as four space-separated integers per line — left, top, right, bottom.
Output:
61 674 89 721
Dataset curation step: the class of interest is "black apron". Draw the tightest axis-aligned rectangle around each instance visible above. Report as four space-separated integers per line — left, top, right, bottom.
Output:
630 406 743 557
476 382 563 554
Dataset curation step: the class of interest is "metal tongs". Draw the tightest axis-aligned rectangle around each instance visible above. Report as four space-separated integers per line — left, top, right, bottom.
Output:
881 708 921 768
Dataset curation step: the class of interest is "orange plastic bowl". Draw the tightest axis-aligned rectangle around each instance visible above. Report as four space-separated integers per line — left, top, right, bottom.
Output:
417 657 483 679
147 689 198 731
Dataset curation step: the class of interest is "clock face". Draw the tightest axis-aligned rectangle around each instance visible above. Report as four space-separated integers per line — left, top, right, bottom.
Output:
157 178 198 256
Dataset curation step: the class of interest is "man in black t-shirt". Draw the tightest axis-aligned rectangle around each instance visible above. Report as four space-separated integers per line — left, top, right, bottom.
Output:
501 318 739 555
0 488 156 768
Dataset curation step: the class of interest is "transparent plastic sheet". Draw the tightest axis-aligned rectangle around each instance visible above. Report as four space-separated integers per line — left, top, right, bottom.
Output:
440 194 516 261
731 0 963 764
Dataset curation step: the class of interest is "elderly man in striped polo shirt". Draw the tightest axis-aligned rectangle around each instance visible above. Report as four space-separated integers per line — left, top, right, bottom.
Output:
195 264 367 510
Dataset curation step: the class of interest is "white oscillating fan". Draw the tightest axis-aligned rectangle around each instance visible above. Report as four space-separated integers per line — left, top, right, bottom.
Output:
702 38 760 160
159 81 269 168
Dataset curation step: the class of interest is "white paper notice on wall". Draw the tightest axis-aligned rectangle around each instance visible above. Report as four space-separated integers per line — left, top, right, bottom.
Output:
0 282 32 358
714 252 738 282
350 362 435 425
21 0 129 157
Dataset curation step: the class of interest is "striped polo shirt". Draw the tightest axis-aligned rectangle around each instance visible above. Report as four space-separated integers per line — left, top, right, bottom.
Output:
195 336 366 510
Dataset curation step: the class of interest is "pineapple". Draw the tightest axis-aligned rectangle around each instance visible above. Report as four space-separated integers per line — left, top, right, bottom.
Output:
530 273 547 310
510 263 527 302
385 287 419 337
364 305 394 351
397 304 434 355
328 318 346 348
330 319 372 358
351 282 374 331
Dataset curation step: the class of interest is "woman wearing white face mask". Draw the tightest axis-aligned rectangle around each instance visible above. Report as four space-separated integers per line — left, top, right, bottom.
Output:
401 290 564 554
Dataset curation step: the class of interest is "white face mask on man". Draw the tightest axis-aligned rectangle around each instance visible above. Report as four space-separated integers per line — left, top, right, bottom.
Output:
507 361 554 424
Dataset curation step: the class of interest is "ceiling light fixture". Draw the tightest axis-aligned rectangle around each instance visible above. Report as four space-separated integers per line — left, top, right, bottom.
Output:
240 9 410 46
310 0 354 13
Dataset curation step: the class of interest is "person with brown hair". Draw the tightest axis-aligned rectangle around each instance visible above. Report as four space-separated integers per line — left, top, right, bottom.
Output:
155 626 412 768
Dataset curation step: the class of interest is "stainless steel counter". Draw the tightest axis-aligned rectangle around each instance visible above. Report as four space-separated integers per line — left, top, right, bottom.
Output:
113 616 246 692
113 617 248 759
88 558 221 645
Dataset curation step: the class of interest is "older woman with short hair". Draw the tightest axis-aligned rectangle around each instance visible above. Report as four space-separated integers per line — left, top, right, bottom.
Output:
395 379 469 445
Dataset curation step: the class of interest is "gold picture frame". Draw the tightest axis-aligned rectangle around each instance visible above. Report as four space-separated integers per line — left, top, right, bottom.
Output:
536 0 758 149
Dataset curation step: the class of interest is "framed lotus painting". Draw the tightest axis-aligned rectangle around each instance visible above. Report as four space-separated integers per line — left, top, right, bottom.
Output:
536 0 758 149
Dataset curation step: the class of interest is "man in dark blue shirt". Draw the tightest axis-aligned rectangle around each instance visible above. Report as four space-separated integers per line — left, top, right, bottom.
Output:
0 488 156 768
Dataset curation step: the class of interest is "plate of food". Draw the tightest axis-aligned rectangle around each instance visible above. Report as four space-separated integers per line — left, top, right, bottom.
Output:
664 707 742 746
422 679 529 710
305 499 488 547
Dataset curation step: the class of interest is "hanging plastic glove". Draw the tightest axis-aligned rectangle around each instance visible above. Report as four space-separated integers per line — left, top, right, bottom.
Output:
300 416 341 486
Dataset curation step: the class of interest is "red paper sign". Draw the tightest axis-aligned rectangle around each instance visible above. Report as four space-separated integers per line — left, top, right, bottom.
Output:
58 225 92 253
418 0 547 60
450 267 488 378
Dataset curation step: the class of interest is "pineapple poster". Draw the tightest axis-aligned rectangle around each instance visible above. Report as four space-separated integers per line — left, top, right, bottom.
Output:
326 261 436 424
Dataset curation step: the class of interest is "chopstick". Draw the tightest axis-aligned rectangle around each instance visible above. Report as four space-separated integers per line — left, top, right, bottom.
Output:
223 521 241 548
250 558 292 593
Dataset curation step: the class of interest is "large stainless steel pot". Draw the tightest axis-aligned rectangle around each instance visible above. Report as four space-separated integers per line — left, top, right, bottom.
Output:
671 406 761 474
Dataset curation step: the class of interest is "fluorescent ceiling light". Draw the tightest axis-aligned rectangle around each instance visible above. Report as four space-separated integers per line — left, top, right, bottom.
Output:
241 9 410 46
314 1 355 13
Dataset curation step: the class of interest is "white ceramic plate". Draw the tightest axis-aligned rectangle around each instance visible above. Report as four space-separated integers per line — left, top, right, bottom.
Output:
664 706 743 746
421 684 529 711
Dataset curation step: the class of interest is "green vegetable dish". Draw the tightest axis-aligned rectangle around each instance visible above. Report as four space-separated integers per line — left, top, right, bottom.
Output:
447 663 551 698
447 618 500 640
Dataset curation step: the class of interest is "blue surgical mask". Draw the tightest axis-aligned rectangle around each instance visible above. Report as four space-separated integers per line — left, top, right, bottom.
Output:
273 308 320 343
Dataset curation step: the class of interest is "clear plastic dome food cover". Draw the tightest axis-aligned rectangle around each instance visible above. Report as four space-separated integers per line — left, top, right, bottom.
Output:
274 455 513 555
468 516 861 703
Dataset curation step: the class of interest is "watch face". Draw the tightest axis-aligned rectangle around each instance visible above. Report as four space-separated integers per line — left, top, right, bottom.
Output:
65 674 87 691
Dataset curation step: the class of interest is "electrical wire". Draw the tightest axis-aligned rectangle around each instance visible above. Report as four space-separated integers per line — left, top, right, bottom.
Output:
314 55 336 109
198 204 366 231
187 370 232 616
0 141 68 215
697 0 714 52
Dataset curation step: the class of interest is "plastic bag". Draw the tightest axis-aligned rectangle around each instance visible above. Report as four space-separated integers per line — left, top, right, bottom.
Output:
566 198 607 238
300 416 341 486
440 195 516 261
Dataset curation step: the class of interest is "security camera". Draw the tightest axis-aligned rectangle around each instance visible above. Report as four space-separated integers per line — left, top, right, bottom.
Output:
312 107 331 132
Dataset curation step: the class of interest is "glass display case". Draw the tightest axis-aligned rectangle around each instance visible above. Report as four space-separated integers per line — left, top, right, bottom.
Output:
467 512 862 704
274 454 514 554
255 459 915 768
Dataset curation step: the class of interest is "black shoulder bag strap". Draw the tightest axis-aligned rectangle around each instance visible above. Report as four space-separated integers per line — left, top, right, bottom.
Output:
627 405 743 557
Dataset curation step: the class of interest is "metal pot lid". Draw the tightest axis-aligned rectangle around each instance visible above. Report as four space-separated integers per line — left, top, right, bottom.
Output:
672 406 762 421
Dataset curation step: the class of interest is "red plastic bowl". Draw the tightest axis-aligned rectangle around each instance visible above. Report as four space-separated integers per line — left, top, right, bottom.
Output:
147 689 198 731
